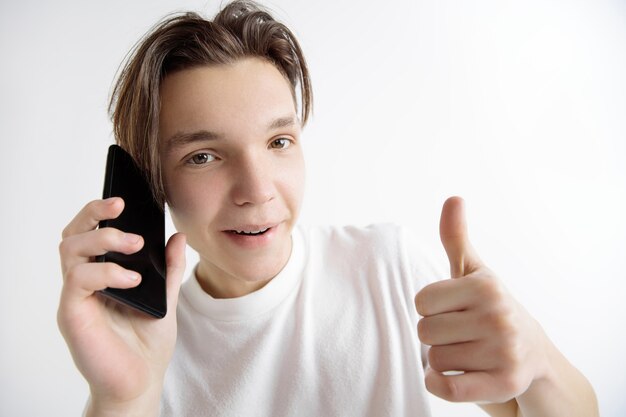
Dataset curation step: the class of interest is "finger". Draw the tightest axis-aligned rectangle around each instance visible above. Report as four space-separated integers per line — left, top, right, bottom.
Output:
62 197 124 239
415 273 481 316
418 311 487 346
425 367 511 403
59 227 144 273
164 233 187 312
62 262 142 303
439 196 482 277
427 341 499 373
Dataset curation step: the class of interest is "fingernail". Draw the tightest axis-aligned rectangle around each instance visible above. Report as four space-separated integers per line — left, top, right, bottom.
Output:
124 233 141 244
127 272 140 281
104 197 118 204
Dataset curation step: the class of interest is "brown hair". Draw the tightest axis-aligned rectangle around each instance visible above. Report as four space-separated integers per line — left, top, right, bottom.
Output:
109 0 313 204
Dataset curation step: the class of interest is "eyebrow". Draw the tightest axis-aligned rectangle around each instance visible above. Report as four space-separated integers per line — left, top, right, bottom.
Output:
165 130 221 153
164 115 298 153
268 115 298 130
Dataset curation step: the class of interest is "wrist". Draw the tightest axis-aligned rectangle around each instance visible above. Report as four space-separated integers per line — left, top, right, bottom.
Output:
86 385 163 417
515 326 598 417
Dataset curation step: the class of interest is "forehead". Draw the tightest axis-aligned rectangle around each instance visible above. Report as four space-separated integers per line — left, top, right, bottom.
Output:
158 58 297 142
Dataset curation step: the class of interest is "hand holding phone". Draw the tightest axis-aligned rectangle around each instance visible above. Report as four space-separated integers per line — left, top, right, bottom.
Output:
97 144 167 318
58 193 186 414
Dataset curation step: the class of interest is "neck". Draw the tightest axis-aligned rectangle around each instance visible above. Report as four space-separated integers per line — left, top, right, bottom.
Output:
195 262 274 299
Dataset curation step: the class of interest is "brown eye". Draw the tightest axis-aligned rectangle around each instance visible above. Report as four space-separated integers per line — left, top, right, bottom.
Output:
270 138 291 150
187 152 215 165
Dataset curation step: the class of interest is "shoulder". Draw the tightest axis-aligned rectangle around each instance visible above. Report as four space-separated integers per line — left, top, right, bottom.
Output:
300 222 404 254
298 223 444 291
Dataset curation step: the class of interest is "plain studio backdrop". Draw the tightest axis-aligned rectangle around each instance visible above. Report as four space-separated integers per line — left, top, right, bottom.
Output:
1 0 625 416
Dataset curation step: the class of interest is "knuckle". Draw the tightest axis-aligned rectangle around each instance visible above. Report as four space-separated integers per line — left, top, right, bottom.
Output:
424 371 462 402
414 289 429 316
61 224 72 240
58 238 70 257
492 330 525 371
87 199 115 221
424 372 444 399
424 372 437 395
499 307 518 335
56 297 72 334
484 306 513 334
80 200 101 222
99 226 115 241
56 308 68 338
86 198 103 212
428 347 444 372
417 318 431 344
442 376 461 402
99 227 123 247
499 371 526 396
64 264 81 286
475 276 504 301
503 335 525 366
56 305 64 330
102 262 121 277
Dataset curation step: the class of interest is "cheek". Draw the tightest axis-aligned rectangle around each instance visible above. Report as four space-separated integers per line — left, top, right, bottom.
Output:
284 152 306 209
166 172 222 231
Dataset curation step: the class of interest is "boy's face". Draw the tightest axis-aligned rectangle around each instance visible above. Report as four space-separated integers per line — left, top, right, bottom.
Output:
158 58 305 297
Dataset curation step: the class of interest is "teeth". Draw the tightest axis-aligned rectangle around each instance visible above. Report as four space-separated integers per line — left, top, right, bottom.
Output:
233 228 269 235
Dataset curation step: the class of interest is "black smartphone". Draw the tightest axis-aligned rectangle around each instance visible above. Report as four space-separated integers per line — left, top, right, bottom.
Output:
96 144 167 318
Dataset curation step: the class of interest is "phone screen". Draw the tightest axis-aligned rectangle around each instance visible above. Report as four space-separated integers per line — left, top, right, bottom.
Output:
96 144 167 318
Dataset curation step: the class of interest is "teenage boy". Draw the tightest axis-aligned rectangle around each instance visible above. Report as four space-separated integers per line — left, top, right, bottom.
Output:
58 1 598 416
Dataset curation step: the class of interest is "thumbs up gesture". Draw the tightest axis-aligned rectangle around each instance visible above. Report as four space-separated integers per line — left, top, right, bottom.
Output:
415 197 548 404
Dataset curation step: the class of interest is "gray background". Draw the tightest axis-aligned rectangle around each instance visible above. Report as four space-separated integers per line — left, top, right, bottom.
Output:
1 0 625 416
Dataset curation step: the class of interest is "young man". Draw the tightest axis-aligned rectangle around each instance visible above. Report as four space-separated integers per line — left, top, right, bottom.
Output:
57 1 598 416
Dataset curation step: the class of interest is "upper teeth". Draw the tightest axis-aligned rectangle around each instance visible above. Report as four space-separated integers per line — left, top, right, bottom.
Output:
234 228 269 235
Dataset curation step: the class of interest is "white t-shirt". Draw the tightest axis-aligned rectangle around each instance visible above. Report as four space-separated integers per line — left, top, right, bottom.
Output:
161 224 442 416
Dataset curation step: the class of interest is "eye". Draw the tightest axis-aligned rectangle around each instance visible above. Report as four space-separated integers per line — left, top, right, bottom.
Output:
269 137 292 150
186 152 216 165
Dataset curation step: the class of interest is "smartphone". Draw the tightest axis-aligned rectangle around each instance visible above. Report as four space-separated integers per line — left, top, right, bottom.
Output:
96 144 167 318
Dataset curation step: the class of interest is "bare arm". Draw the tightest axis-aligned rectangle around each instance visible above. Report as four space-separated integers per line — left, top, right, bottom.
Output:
480 335 598 417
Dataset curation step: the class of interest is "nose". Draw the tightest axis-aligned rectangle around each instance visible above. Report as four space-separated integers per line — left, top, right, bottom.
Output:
230 154 275 206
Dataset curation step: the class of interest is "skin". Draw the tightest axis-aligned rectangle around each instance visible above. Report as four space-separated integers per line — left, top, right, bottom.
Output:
57 58 304 416
57 58 598 416
158 59 305 299
420 197 599 416
57 197 186 417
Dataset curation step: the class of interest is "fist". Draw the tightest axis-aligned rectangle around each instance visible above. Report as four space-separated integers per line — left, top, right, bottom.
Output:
415 197 548 403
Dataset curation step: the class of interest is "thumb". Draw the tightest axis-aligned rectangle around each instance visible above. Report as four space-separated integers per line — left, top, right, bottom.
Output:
164 232 187 312
439 196 481 278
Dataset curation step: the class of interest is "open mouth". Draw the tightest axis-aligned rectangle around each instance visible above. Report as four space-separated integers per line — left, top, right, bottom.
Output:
228 227 271 236
223 223 279 248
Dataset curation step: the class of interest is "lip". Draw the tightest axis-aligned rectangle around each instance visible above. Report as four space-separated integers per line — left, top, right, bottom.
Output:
221 222 282 250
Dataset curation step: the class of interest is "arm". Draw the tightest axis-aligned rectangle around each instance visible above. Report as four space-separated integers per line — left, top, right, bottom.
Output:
415 197 598 417
480 334 598 417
